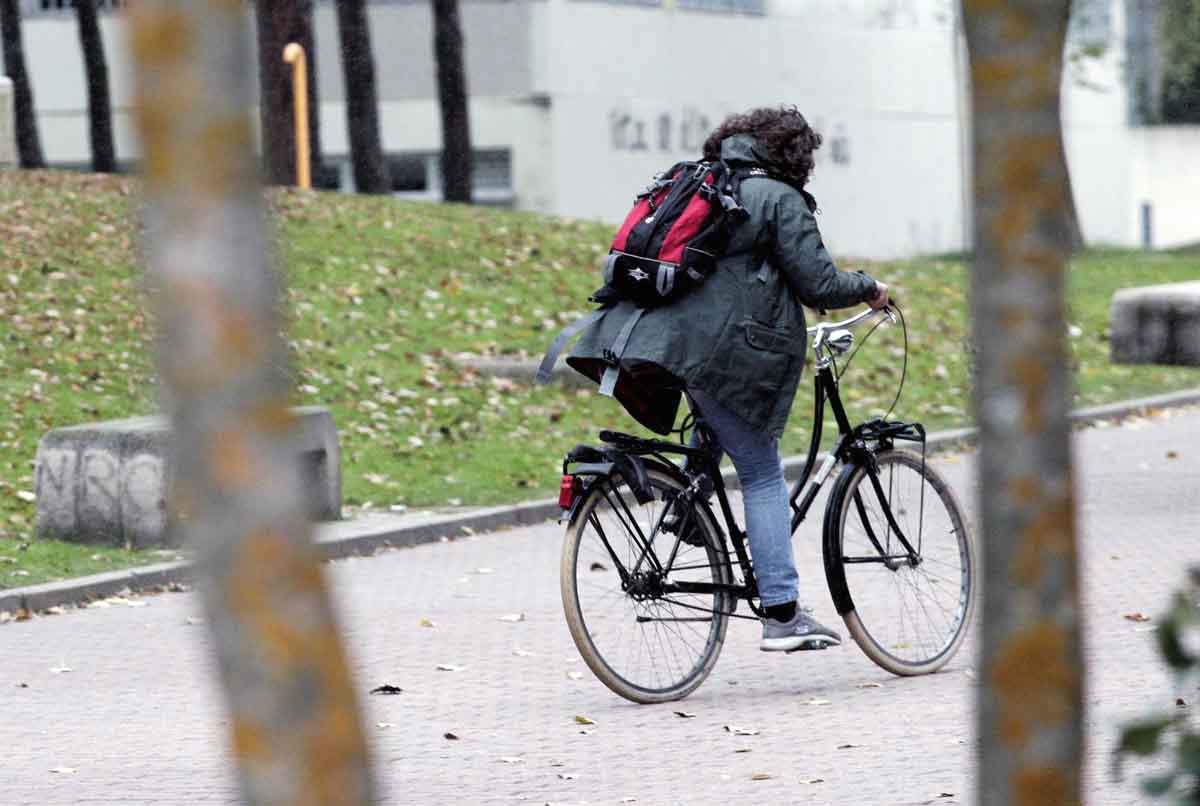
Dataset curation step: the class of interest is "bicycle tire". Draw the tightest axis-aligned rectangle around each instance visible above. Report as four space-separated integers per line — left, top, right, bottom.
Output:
561 466 733 703
822 449 976 676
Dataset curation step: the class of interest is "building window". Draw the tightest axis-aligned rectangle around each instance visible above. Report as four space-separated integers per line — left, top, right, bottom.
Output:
381 149 513 206
22 0 125 13
678 0 765 14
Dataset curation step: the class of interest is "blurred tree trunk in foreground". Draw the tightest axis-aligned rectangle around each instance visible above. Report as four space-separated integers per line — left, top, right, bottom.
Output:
963 1 1084 804
127 3 373 803
336 0 390 193
75 0 116 173
432 0 472 202
0 0 44 169
256 0 324 186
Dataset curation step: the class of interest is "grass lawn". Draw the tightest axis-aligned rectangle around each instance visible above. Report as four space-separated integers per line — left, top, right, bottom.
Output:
1 170 1196 588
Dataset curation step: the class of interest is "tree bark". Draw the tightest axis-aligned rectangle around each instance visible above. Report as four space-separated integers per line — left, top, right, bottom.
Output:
963 2 1084 804
75 0 116 173
255 0 324 187
127 2 374 803
432 0 472 203
335 0 390 193
0 0 44 169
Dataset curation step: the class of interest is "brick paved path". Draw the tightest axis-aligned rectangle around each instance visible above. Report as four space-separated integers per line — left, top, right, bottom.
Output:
1 409 1197 805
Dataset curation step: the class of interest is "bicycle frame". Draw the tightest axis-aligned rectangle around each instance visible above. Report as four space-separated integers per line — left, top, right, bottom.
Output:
567 307 926 619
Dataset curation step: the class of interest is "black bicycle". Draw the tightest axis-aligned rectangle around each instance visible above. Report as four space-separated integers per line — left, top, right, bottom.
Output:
557 306 977 703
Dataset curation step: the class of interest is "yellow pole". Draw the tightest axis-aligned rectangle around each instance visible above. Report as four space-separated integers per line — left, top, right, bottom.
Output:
282 43 310 189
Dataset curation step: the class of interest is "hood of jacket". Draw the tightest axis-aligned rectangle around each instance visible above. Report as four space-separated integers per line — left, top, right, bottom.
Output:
718 134 772 166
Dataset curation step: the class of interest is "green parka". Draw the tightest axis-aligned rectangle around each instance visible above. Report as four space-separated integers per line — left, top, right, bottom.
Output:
567 135 878 439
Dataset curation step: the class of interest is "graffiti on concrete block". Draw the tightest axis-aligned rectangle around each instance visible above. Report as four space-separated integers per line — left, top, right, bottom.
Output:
36 447 166 542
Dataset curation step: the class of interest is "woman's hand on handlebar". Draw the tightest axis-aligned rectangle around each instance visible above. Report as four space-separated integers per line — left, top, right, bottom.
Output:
867 281 890 311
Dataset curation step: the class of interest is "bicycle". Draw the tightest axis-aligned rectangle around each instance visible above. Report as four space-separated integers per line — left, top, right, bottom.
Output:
557 305 977 703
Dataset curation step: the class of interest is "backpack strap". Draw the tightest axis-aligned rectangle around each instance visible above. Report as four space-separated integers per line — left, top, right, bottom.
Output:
598 306 646 397
535 307 610 385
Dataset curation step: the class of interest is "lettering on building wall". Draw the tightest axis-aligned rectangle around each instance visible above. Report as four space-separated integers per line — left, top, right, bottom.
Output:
609 106 854 167
610 107 714 154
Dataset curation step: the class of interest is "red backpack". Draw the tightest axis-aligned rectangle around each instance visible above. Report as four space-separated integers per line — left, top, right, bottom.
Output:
536 161 762 390
597 160 752 308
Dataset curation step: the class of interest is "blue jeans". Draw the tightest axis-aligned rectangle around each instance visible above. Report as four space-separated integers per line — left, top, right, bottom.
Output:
686 388 798 607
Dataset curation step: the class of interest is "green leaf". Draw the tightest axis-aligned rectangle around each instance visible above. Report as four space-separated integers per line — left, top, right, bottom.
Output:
1139 771 1175 796
1118 716 1175 757
1177 732 1200 774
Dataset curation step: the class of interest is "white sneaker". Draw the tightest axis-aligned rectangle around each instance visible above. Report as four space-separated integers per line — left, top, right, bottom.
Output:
760 607 842 652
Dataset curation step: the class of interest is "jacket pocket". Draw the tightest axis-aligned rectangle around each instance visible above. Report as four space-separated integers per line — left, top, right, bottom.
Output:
743 320 805 357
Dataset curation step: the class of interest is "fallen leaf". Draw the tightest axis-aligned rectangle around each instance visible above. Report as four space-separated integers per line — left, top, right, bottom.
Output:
1178 698 1188 708
837 743 862 749
420 618 437 628
799 778 825 785
725 725 759 736
444 732 460 740
1167 450 1179 459
1124 612 1152 623
751 772 772 781
437 664 466 672
497 613 526 623
673 711 697 719
369 684 403 696
856 681 883 689
574 715 596 725
589 562 607 572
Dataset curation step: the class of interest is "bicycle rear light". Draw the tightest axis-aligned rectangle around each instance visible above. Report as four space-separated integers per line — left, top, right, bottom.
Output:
559 474 578 509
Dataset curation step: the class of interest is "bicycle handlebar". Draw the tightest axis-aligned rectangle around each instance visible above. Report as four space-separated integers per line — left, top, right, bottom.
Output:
805 304 892 336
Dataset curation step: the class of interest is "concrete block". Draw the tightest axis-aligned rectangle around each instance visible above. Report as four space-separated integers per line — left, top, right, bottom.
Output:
1110 282 1200 367
0 77 14 169
34 407 341 548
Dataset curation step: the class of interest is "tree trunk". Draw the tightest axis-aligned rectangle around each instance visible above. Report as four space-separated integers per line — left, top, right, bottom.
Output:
432 0 472 203
335 0 390 193
127 2 374 802
963 2 1084 804
0 0 44 169
75 0 116 173
255 0 324 187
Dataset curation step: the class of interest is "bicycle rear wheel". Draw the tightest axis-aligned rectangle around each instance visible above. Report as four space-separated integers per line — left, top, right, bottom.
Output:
823 449 976 675
561 467 732 704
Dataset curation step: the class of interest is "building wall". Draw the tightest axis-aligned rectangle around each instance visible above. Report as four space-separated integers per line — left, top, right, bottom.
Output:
1130 126 1200 249
1 0 1196 256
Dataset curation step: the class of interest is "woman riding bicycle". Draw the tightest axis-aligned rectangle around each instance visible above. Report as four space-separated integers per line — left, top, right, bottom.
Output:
568 105 890 652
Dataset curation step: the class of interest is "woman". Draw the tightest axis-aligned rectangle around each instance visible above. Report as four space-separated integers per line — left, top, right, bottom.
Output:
568 105 889 651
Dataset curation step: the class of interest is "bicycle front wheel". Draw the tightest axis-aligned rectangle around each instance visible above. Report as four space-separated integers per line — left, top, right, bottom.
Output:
561 467 732 704
823 449 976 676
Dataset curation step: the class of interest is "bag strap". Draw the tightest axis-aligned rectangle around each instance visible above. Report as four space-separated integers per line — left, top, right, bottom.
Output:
598 307 646 397
535 308 609 385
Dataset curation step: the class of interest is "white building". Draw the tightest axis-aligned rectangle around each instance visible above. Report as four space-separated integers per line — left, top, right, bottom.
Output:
4 0 1199 256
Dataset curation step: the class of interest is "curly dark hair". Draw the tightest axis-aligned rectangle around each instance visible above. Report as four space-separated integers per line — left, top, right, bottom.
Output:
702 105 823 188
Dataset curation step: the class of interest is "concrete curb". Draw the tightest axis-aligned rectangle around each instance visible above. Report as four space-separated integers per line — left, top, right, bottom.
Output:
3 386 1198 615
